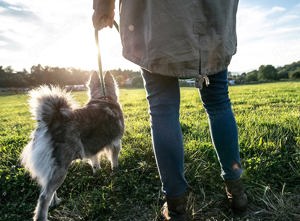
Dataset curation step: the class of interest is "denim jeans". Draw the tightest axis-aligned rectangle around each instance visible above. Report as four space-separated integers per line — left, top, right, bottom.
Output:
142 69 242 197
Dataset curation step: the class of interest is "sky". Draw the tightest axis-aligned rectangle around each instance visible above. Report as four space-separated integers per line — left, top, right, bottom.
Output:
0 0 299 73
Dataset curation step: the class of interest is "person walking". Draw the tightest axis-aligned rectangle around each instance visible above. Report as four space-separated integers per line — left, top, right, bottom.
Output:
93 1 248 220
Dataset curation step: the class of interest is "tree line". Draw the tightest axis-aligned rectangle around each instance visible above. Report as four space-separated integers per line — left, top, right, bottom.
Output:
229 61 300 84
0 65 142 88
0 61 299 88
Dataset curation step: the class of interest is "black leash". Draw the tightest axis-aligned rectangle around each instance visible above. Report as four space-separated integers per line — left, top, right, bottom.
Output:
94 21 119 96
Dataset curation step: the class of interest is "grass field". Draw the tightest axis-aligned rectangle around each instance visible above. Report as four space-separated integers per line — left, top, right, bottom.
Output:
0 82 299 221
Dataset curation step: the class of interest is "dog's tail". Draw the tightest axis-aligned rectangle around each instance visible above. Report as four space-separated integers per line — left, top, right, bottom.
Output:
28 85 77 124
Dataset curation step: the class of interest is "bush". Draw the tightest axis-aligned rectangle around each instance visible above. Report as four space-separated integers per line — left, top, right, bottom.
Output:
289 69 300 79
277 71 289 79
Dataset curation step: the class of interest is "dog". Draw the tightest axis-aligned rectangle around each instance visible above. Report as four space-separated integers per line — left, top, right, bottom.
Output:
21 71 124 221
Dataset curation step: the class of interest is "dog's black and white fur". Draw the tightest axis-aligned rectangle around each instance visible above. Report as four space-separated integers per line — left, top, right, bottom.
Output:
21 72 124 221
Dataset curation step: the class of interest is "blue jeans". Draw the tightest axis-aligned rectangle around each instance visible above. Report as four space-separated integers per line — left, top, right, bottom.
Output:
142 69 242 197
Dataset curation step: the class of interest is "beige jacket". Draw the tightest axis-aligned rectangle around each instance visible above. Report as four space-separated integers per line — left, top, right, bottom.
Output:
119 0 239 82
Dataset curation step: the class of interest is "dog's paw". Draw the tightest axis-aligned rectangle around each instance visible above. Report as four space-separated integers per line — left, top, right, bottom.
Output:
33 215 49 221
88 156 101 174
92 164 101 174
50 194 62 208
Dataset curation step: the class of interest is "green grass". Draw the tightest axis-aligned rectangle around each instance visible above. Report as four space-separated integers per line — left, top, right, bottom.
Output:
0 82 299 220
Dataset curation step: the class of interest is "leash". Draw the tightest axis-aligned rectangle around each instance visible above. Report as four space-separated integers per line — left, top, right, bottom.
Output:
94 21 119 96
94 30 106 96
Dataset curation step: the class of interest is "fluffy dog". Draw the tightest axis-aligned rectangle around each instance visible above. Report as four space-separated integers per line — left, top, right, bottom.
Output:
21 72 124 221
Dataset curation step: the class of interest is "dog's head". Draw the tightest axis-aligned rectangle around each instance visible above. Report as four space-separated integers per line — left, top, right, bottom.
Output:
88 71 119 101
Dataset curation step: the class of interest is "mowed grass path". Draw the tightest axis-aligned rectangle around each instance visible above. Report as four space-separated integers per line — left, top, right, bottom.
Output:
0 82 299 220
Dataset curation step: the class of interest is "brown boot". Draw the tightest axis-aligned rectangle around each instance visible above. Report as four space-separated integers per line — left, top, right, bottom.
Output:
162 194 187 221
225 179 248 215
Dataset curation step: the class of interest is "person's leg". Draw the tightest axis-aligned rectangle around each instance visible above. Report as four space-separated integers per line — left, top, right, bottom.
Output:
142 69 188 198
199 69 242 180
199 69 247 214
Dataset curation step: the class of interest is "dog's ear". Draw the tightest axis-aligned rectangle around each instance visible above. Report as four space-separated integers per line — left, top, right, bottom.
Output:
89 71 100 90
104 71 119 101
88 72 103 98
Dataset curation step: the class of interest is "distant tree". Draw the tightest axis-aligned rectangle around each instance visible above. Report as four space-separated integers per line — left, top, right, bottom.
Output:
0 66 31 87
277 70 289 79
258 65 277 81
277 61 300 80
131 76 144 88
68 68 90 85
289 69 300 79
110 69 141 87
23 68 29 75
245 70 258 82
235 72 246 84
0 66 5 74
30 64 45 85
4 66 14 74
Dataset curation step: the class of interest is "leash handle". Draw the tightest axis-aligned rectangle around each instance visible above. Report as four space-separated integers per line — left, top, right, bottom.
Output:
95 29 106 96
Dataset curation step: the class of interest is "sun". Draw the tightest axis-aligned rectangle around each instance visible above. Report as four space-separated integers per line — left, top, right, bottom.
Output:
37 22 138 72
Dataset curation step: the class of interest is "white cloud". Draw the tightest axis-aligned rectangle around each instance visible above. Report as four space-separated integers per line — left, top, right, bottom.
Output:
269 6 286 14
0 40 7 47
276 14 299 24
229 2 300 72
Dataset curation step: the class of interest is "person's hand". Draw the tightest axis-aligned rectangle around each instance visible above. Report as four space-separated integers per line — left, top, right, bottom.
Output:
93 0 115 30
